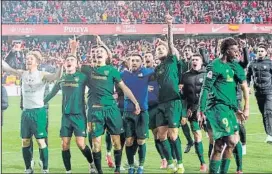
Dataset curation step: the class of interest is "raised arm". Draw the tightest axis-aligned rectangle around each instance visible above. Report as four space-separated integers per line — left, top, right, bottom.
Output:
2 60 24 77
166 13 174 56
43 61 63 82
96 35 113 59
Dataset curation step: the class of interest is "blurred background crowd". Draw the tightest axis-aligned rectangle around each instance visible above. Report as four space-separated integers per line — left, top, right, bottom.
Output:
2 1 272 24
2 1 272 85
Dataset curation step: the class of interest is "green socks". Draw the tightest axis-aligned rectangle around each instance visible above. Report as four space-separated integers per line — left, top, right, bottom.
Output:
114 150 122 170
105 131 112 153
233 141 243 171
138 143 146 166
195 141 205 165
220 158 231 174
80 145 93 164
93 151 102 173
126 145 135 166
209 160 221 174
22 146 32 169
181 123 193 144
170 137 183 164
155 139 165 159
168 137 177 160
161 139 173 165
62 149 71 171
39 147 49 170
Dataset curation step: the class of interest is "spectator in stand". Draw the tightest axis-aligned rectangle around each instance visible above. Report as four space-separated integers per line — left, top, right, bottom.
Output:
2 1 272 24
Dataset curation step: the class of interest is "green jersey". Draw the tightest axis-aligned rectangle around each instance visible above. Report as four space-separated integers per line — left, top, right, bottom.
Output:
199 58 244 112
81 65 121 106
44 71 87 114
155 55 180 102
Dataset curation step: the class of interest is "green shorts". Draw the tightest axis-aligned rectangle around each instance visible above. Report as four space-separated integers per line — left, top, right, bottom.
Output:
89 105 124 138
205 104 238 140
148 105 159 130
21 107 48 139
124 111 149 139
60 114 87 137
156 99 182 128
188 111 200 132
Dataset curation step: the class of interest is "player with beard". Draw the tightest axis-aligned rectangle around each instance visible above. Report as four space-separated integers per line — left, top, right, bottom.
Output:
206 39 249 174
122 53 154 174
73 35 140 174
153 14 185 173
181 53 207 172
198 37 249 174
144 51 168 169
2 50 63 174
44 54 95 174
247 43 272 143
144 52 155 68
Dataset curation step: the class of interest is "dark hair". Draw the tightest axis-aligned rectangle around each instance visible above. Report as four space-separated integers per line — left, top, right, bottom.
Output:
182 44 194 52
130 53 144 61
220 37 238 54
257 43 268 50
192 53 204 61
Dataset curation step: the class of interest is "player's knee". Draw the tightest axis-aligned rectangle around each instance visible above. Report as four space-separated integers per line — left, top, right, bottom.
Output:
92 140 101 152
62 141 70 150
76 140 86 150
193 131 202 142
180 117 187 125
157 131 167 141
111 135 121 150
125 138 134 147
37 139 47 149
137 139 145 145
226 138 237 149
168 128 178 141
22 139 31 147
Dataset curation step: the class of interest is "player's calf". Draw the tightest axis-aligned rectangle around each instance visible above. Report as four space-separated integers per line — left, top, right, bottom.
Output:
22 139 33 172
111 135 122 173
168 128 184 173
36 138 49 171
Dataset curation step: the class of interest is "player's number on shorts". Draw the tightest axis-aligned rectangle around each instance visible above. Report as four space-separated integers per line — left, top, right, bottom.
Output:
222 118 229 127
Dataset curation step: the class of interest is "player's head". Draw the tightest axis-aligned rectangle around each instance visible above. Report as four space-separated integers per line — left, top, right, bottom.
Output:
183 44 194 60
220 37 239 61
144 52 154 68
130 54 143 72
26 50 42 70
155 44 168 60
125 55 131 70
64 54 78 74
191 53 203 71
96 46 108 66
257 43 268 59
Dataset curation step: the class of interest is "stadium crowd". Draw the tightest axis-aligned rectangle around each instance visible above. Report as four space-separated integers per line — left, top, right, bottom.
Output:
2 34 271 85
2 1 272 24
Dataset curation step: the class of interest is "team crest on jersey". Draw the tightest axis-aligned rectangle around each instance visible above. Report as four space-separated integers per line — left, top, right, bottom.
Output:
138 73 143 77
74 77 79 82
104 70 109 76
199 78 203 83
207 71 213 79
